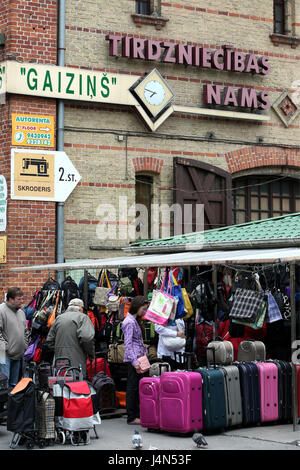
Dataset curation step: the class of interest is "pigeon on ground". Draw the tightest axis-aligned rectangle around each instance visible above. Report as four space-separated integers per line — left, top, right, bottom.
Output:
132 430 143 449
192 429 208 448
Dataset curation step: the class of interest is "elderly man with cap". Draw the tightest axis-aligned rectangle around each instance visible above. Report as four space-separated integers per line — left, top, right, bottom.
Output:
45 298 95 378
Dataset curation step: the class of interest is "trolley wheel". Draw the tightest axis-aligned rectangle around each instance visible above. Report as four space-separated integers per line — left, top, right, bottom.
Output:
55 429 66 445
26 440 35 449
70 431 80 446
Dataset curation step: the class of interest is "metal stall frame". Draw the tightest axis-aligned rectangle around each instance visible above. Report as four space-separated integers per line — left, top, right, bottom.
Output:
10 246 300 430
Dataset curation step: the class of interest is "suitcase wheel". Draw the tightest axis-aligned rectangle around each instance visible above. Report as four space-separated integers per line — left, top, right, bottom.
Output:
55 429 66 445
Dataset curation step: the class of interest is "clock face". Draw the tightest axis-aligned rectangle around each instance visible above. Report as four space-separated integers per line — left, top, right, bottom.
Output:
131 69 174 118
144 80 166 106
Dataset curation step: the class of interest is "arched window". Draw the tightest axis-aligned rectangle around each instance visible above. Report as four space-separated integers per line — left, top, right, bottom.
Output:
233 175 300 224
274 0 286 34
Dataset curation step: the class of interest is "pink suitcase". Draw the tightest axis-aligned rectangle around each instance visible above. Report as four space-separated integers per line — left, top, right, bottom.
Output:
159 371 203 433
139 377 161 430
257 362 279 422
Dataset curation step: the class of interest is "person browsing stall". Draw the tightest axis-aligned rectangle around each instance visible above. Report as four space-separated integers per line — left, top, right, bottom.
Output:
122 296 149 425
0 287 29 390
45 298 95 378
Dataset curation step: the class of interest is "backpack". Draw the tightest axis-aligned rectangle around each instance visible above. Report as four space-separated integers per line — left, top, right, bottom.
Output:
79 273 98 307
42 278 60 291
195 322 214 357
132 277 144 297
142 320 157 345
23 290 41 321
119 277 133 296
91 372 116 414
61 276 80 310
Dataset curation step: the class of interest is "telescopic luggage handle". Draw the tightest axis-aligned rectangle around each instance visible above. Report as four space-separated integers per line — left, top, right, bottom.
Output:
205 345 217 369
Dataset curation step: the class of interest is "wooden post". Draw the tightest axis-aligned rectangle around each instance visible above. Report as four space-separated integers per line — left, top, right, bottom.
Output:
144 268 149 299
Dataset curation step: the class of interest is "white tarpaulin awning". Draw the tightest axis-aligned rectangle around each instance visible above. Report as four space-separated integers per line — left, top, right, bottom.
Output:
10 247 300 272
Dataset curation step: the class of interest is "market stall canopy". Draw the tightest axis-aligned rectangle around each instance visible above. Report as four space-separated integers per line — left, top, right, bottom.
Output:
125 212 300 254
10 247 300 273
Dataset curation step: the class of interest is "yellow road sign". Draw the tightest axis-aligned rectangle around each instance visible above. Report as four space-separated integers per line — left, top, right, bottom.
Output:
12 114 55 148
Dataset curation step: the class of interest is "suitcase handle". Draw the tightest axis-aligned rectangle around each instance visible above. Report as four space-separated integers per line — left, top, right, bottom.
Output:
205 345 217 369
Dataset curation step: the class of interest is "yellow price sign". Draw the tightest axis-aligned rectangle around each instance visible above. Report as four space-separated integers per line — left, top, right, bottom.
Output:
12 114 55 148
0 236 7 263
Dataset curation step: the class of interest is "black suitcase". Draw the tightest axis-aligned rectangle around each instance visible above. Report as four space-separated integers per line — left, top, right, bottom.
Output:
271 360 292 422
236 362 261 426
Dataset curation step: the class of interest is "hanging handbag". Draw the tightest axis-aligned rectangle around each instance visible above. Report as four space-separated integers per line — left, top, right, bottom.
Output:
229 288 267 323
182 287 194 319
93 270 111 306
24 335 41 361
144 271 175 326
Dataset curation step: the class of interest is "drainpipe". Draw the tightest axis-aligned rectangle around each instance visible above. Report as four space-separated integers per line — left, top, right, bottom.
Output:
56 0 65 284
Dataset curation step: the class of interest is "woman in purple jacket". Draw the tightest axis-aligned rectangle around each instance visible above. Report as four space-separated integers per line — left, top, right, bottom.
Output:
122 295 149 425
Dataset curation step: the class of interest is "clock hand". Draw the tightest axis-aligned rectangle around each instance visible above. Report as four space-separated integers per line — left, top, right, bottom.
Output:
144 88 157 97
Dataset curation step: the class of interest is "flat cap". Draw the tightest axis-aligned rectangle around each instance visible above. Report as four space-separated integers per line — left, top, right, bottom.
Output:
68 298 84 308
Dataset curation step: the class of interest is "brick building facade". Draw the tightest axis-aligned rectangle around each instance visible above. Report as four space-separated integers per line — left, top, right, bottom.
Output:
0 0 300 299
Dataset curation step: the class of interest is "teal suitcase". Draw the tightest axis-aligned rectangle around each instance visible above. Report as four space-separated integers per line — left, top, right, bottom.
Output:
195 368 227 433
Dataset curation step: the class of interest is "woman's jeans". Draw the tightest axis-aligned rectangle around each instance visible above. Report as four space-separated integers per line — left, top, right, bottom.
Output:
126 364 148 423
0 357 21 390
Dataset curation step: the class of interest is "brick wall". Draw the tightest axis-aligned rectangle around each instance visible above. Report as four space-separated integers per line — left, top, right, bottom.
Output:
1 1 300 294
0 1 57 302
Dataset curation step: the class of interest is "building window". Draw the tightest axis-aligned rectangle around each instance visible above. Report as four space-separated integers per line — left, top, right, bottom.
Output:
136 0 151 15
135 174 153 239
233 176 300 224
274 0 286 34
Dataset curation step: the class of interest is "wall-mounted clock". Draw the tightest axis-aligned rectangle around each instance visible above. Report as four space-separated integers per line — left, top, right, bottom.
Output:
131 69 174 118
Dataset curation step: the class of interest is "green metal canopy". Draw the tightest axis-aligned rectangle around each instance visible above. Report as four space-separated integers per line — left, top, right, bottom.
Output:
125 212 300 253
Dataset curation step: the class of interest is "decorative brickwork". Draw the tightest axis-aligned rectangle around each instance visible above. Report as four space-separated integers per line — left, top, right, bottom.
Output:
225 146 300 174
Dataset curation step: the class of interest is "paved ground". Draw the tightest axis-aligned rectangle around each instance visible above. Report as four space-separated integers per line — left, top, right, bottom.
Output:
1 411 300 456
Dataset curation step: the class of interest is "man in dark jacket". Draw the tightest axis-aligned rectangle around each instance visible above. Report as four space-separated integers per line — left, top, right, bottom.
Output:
0 287 29 389
46 298 95 378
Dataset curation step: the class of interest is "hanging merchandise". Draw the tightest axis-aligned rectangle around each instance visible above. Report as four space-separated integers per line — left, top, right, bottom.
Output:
265 291 283 323
47 290 61 329
181 287 194 319
60 276 80 311
23 290 41 321
24 335 41 361
168 269 185 320
144 271 176 326
195 321 214 358
78 273 98 307
190 280 217 322
229 288 267 324
42 278 60 292
147 267 158 291
231 298 267 330
93 270 111 307
118 277 133 296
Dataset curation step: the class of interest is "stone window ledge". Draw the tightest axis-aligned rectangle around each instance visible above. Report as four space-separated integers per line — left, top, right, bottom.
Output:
270 33 300 49
131 13 169 30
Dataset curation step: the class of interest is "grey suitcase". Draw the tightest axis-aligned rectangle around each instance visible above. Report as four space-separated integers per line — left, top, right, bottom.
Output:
237 340 266 362
220 365 243 427
149 362 171 376
206 340 234 366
